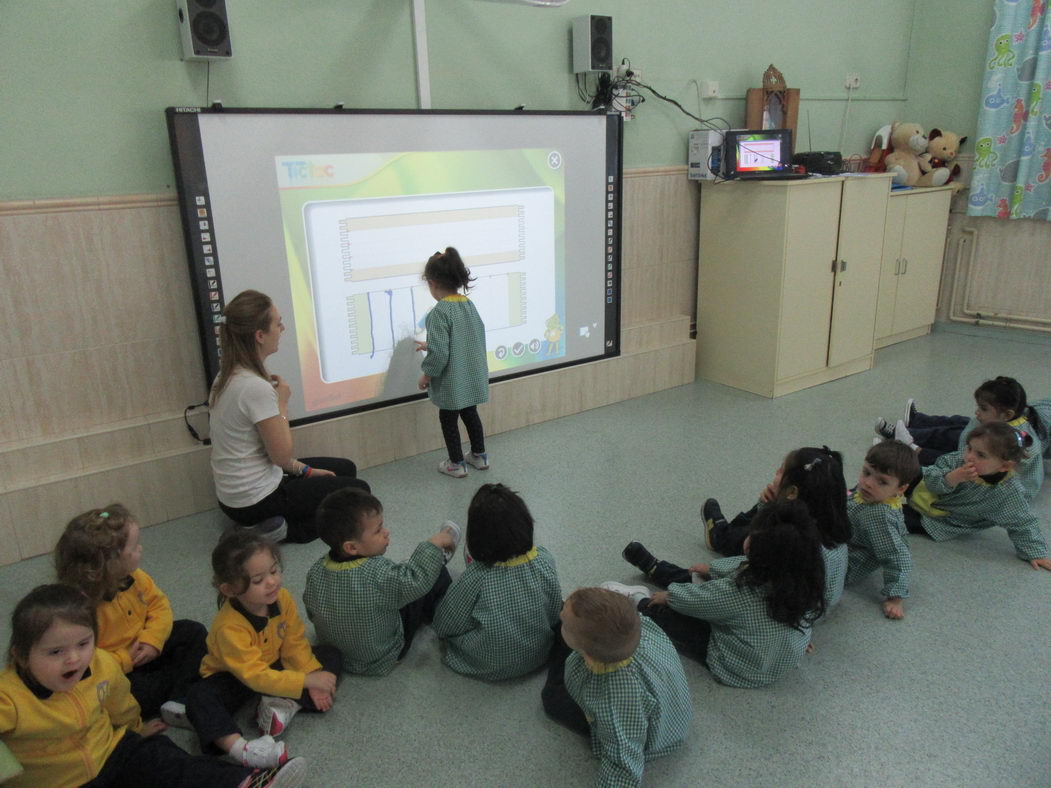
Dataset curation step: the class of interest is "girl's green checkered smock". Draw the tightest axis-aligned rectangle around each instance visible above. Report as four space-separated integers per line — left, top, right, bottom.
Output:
422 295 489 411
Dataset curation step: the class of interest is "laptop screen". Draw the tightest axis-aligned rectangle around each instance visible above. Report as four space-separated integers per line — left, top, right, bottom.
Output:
724 129 793 176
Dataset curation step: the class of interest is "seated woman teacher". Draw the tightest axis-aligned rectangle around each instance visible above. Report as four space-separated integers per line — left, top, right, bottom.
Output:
209 289 369 543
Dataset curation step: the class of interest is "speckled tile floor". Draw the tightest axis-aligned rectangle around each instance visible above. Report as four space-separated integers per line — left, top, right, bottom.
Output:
3 325 1050 787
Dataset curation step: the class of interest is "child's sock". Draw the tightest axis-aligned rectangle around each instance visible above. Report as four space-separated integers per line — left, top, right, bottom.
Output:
229 737 249 764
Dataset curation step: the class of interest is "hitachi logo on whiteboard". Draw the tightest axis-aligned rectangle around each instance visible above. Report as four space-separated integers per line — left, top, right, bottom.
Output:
278 160 336 186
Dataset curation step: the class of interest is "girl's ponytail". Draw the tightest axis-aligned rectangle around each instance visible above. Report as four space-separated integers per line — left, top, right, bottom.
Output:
779 446 850 547
423 247 475 293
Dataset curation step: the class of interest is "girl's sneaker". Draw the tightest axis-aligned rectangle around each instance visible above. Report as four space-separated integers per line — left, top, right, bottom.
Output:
438 460 467 478
256 696 301 737
902 398 916 427
893 419 917 448
465 451 490 470
240 757 308 788
238 736 288 769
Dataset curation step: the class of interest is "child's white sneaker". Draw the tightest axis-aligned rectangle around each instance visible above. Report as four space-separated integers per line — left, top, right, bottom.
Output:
159 699 192 730
239 735 288 769
600 581 652 603
902 397 916 427
438 460 467 478
440 520 461 563
256 696 301 737
240 756 308 788
893 419 916 447
465 451 490 470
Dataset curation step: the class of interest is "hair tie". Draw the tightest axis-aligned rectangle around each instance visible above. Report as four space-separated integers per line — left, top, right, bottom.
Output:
803 457 823 472
98 511 110 519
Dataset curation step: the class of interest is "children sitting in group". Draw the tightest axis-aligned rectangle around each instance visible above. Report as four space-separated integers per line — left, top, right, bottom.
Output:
0 584 306 788
702 446 851 612
541 587 692 787
187 532 341 769
303 487 458 676
876 376 1047 499
431 483 563 680
53 504 208 723
904 421 1051 571
845 441 920 620
613 500 827 688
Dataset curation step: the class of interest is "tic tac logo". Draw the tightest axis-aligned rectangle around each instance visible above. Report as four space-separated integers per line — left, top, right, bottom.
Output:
280 161 335 181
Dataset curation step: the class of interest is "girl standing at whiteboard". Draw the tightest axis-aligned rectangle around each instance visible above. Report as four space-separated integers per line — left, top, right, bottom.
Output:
210 290 369 543
416 248 490 478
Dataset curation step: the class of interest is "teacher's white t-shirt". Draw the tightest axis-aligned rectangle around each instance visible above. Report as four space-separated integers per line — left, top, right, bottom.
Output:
210 369 284 508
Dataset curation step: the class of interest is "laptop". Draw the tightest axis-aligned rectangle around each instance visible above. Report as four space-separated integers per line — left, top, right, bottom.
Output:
723 129 808 180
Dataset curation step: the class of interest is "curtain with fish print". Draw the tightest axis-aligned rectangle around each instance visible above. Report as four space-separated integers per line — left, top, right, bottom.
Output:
967 0 1051 220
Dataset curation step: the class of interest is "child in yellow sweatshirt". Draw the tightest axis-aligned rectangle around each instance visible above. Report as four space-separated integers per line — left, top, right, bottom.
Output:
187 531 341 769
0 584 306 788
55 504 208 724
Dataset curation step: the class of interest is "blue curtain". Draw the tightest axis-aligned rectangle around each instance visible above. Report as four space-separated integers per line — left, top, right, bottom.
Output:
967 0 1051 220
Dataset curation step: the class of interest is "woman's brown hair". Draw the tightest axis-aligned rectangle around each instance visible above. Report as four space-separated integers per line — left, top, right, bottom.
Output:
210 289 274 405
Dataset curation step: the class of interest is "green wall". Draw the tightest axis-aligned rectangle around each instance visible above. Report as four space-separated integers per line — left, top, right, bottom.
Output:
0 0 994 200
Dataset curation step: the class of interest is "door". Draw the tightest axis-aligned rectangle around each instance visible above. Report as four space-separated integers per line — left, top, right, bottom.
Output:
891 189 952 335
874 195 906 339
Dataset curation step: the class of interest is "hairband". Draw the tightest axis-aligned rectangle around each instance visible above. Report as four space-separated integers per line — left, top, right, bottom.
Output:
803 457 823 472
98 511 109 519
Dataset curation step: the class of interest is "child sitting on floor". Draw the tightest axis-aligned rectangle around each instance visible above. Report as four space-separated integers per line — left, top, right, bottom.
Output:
904 421 1051 571
0 584 307 787
54 503 208 724
304 487 458 675
432 483 562 680
541 587 692 787
186 532 340 769
845 441 920 620
616 499 826 688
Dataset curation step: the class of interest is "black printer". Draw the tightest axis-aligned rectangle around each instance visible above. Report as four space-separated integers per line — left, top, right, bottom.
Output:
791 151 843 175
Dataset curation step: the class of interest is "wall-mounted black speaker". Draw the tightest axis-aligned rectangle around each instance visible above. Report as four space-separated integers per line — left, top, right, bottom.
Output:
572 15 612 73
177 0 233 61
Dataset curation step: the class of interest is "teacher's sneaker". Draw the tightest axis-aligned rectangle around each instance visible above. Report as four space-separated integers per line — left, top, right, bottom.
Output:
257 696 301 737
234 516 287 544
466 451 490 470
240 757 308 788
438 460 467 478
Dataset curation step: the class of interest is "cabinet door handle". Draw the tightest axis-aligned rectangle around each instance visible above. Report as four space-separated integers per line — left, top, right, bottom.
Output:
840 260 847 272
902 257 909 275
894 257 901 275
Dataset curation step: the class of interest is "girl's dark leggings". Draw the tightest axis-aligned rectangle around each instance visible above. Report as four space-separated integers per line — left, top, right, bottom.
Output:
439 406 485 463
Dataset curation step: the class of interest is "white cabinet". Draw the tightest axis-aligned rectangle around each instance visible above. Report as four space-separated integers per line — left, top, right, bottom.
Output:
695 175 892 397
874 187 953 347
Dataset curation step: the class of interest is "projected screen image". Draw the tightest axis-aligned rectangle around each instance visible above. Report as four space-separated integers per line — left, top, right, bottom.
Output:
277 151 564 412
167 109 621 424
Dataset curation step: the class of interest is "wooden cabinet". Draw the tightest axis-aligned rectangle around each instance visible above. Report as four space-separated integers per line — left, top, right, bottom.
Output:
695 175 892 397
874 187 953 347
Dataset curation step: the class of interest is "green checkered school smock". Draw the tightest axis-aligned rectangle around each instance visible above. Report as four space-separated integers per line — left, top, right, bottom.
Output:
667 555 812 689
955 415 1044 501
911 449 1049 561
564 617 692 788
432 546 562 680
421 295 489 411
821 543 848 610
846 492 912 599
302 542 445 676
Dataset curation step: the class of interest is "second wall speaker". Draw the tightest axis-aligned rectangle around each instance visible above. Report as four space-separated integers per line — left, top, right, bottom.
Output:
572 15 612 74
177 0 233 61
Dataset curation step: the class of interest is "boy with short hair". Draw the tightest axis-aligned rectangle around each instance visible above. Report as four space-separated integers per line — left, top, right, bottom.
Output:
303 488 457 676
541 587 692 788
846 440 921 620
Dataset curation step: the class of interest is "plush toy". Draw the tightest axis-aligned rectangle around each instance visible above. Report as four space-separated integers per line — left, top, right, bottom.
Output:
917 128 968 192
883 122 928 186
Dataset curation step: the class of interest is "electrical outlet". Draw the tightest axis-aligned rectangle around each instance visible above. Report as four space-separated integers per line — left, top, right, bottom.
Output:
844 73 861 90
702 80 719 98
615 63 641 81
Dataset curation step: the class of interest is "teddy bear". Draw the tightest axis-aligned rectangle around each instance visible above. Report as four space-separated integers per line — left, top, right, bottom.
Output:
916 128 967 192
883 122 928 186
